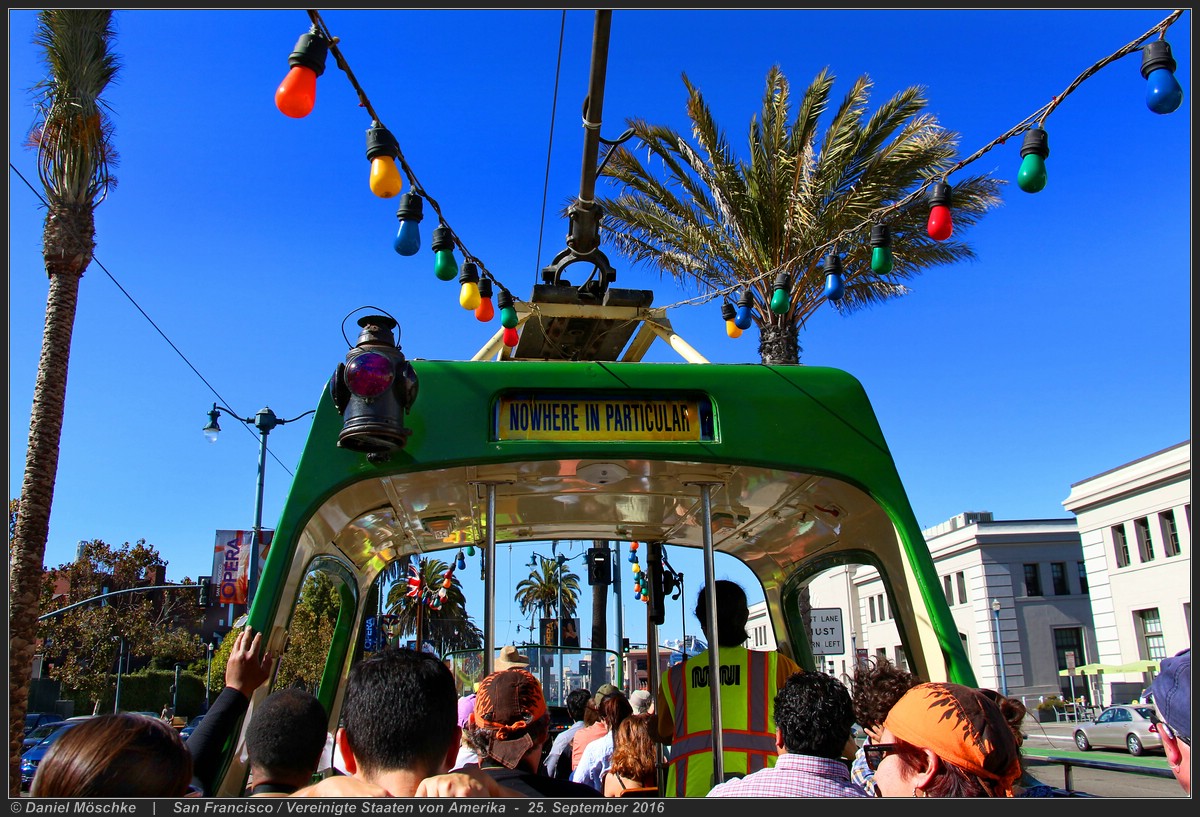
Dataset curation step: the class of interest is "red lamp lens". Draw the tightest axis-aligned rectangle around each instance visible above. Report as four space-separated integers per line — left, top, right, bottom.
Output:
345 352 394 397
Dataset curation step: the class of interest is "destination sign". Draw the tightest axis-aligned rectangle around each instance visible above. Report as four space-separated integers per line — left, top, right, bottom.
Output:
496 392 713 442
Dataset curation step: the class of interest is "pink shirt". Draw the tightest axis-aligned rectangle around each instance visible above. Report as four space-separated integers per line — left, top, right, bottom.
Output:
570 722 607 769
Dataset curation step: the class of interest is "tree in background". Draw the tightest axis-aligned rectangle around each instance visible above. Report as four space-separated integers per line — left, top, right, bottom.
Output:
9 10 120 792
273 570 343 692
384 557 483 658
36 538 203 715
598 65 1002 364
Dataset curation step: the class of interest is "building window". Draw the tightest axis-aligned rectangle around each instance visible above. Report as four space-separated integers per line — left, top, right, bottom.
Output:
1136 609 1166 660
1112 524 1130 568
881 594 889 620
1077 561 1089 595
869 597 876 623
1134 516 1155 563
894 647 908 672
1023 563 1042 596
1053 627 1086 693
1051 562 1069 595
1161 510 1181 558
943 575 953 605
875 648 887 663
956 571 968 605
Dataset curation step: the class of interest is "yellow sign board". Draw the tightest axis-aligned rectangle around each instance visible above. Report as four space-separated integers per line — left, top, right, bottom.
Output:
496 393 709 442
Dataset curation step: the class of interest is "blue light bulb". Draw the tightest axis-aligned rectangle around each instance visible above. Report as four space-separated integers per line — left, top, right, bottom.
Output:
1141 40 1183 115
822 253 845 301
393 192 424 256
733 291 753 330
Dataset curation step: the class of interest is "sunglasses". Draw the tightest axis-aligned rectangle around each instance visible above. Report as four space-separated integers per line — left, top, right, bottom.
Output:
863 742 901 772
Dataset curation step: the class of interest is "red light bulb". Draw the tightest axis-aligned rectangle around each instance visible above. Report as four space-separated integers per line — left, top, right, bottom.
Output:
926 181 954 242
275 29 328 119
502 326 519 348
276 66 318 118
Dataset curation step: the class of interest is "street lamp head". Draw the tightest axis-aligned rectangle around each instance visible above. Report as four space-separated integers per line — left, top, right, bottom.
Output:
991 598 1001 613
203 404 222 443
254 407 280 434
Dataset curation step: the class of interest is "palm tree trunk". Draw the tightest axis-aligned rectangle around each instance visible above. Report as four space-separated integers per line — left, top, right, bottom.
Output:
757 322 801 366
591 567 607 692
9 256 84 795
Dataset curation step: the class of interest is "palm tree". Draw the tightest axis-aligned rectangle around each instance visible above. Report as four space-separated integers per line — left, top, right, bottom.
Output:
515 553 581 695
515 555 581 625
384 558 482 658
598 65 1002 364
8 10 119 794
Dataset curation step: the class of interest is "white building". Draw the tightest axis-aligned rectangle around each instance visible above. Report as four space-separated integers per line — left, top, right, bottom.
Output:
748 441 1190 709
1062 440 1191 704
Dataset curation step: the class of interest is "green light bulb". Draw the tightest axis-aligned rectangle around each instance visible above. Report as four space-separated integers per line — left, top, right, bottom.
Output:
431 224 458 281
769 272 790 315
870 246 893 274
1017 154 1047 193
1017 127 1049 194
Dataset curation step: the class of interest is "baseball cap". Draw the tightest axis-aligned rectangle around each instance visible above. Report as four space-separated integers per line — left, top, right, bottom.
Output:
471 668 548 769
495 645 530 671
629 689 652 714
1151 648 1190 742
592 683 618 708
884 682 1022 796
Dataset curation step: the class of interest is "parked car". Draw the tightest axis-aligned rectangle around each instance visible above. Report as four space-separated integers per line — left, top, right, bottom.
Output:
1073 704 1163 756
20 718 92 791
23 712 64 736
180 714 204 741
22 720 73 752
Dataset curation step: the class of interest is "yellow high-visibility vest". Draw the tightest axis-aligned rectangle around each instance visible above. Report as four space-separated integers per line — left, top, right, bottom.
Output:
660 646 794 797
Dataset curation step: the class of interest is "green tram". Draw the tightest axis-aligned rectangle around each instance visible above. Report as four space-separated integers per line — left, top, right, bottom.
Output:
209 303 976 796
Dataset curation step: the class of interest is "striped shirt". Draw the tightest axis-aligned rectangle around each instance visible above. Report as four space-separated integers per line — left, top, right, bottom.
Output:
705 753 869 798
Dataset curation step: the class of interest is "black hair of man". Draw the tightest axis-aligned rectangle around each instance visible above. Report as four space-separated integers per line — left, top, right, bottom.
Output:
341 647 459 777
694 580 750 647
565 688 592 723
773 671 856 760
245 688 328 788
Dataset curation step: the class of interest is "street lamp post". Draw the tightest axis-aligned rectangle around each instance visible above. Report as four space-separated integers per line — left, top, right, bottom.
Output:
991 598 1008 696
112 636 125 714
528 549 580 705
204 403 315 611
204 642 214 708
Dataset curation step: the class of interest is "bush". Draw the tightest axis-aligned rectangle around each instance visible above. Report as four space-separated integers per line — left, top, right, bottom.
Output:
1036 695 1064 711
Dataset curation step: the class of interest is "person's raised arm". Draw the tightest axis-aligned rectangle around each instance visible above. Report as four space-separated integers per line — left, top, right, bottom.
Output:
187 627 275 794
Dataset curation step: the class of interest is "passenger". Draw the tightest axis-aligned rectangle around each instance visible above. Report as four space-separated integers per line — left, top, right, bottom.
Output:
572 690 633 791
603 713 658 796
847 656 921 795
31 713 194 797
291 648 517 798
187 626 275 796
869 682 1021 797
976 688 1060 797
652 580 802 796
452 693 479 770
707 671 867 797
1150 647 1190 794
464 667 601 797
629 689 654 716
244 688 328 796
571 683 615 769
545 687 591 780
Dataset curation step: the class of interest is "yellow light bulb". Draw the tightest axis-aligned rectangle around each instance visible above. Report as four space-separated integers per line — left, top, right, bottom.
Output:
369 156 403 198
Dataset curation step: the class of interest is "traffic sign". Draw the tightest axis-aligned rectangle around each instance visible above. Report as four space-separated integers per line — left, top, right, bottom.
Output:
809 607 844 655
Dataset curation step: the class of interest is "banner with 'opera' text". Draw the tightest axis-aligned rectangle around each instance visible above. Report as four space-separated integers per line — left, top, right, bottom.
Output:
211 529 273 606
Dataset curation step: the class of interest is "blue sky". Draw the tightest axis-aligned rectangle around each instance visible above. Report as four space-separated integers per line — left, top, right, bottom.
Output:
8 9 1191 653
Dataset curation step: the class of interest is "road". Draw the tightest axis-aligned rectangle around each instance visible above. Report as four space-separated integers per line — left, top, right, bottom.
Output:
1020 718 1185 798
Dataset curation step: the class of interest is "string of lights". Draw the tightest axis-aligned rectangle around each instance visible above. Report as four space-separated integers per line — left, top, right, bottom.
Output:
274 8 1184 342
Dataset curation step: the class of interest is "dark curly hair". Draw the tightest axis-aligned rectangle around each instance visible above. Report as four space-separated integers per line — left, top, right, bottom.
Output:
850 657 921 730
246 688 329 782
773 671 856 759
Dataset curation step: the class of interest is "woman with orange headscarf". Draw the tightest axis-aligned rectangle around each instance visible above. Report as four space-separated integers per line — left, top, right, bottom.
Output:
865 682 1022 798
